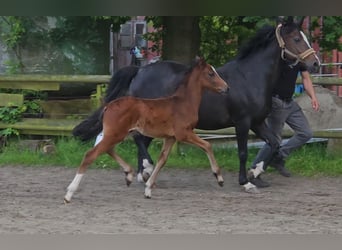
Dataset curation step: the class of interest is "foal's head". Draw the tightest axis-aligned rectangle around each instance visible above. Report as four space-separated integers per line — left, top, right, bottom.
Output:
192 57 229 93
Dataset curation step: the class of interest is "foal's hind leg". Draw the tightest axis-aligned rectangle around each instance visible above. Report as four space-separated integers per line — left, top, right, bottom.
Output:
144 137 176 198
64 136 118 203
64 145 105 203
107 149 134 186
181 132 224 186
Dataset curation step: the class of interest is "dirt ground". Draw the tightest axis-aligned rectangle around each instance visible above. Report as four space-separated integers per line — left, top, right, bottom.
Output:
0 165 341 234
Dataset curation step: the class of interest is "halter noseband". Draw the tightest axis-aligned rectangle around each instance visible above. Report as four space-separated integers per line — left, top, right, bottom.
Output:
275 24 316 67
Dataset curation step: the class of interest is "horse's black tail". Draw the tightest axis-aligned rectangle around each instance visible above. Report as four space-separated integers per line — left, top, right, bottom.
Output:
72 65 140 141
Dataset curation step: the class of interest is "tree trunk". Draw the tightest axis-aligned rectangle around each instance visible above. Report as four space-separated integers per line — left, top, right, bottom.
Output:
162 16 201 64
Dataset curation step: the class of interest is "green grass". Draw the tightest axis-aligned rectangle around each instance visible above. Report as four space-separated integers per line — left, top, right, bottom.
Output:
0 137 341 176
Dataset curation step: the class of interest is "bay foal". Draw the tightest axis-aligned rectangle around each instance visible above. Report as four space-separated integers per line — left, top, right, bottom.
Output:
64 58 228 202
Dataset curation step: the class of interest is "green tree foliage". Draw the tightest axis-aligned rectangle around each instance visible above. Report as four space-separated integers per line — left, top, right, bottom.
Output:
310 16 342 52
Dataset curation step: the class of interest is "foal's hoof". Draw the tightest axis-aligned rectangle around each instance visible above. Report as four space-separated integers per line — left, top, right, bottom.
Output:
144 187 152 199
63 198 70 204
213 173 224 187
243 182 260 194
125 178 132 186
125 172 133 186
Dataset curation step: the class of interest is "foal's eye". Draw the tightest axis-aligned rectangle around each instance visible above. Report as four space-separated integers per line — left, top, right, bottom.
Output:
208 72 215 78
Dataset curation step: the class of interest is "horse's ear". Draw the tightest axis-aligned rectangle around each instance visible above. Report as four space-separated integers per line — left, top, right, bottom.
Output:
276 16 285 24
278 16 294 26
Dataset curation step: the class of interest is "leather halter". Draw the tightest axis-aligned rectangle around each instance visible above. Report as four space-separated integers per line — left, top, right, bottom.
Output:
275 24 316 67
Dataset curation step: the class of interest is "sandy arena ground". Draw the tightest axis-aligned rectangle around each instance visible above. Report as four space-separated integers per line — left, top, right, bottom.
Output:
0 165 341 234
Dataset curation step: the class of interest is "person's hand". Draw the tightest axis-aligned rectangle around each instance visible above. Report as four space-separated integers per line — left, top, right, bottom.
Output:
311 97 319 111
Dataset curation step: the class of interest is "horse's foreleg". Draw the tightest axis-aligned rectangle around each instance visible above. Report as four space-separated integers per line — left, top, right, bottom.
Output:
182 133 224 186
234 124 260 193
107 149 134 186
133 133 154 183
144 137 175 198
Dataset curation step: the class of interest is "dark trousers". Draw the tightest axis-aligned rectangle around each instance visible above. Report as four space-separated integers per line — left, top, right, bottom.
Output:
253 97 313 168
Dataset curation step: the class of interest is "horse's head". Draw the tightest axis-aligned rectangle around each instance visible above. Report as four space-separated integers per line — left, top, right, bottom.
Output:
276 17 320 73
195 57 229 94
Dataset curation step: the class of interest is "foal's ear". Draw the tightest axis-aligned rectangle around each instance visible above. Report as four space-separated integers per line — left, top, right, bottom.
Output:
193 56 206 67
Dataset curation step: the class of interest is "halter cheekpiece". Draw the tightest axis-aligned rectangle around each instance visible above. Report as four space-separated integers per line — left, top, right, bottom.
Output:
275 24 316 67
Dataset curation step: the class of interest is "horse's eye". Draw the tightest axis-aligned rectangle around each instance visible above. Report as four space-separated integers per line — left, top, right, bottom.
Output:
208 72 215 78
294 37 301 42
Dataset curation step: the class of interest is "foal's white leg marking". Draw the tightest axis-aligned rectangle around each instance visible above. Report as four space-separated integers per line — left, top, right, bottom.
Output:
94 131 104 146
64 173 84 203
250 161 265 178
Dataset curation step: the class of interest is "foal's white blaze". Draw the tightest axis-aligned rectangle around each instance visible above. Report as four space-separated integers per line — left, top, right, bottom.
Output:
64 173 84 202
300 31 321 64
210 65 218 75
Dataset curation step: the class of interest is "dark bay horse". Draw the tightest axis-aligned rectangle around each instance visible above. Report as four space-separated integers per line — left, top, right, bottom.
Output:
73 18 320 193
65 58 228 202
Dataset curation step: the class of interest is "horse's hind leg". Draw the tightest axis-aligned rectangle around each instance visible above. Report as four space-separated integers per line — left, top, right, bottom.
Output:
144 137 176 198
181 132 224 186
133 133 154 183
107 149 134 186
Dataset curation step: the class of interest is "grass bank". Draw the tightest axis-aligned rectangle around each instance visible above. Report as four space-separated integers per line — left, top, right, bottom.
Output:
0 137 341 177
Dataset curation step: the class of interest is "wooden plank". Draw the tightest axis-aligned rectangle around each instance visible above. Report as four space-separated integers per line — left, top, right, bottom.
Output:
0 118 81 136
296 77 342 85
0 82 60 91
0 93 24 106
0 75 111 84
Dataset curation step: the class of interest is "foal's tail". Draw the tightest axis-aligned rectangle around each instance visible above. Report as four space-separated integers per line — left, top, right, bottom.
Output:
72 66 140 141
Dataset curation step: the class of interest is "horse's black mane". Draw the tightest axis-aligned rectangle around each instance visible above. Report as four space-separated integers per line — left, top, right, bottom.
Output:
237 25 276 60
237 22 301 60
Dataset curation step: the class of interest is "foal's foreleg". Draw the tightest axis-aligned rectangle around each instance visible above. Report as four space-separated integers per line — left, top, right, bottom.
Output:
144 137 176 198
107 149 134 186
182 133 224 186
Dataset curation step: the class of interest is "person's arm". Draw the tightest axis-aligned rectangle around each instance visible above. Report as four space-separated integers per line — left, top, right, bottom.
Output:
301 71 320 111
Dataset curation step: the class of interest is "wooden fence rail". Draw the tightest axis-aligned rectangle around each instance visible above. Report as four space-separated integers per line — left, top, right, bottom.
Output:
1 75 342 139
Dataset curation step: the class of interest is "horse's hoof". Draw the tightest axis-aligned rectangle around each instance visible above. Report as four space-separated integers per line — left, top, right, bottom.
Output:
218 180 224 187
137 173 144 183
64 198 70 204
142 172 150 182
243 182 260 194
247 170 255 180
